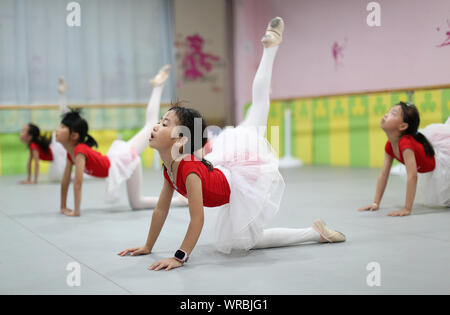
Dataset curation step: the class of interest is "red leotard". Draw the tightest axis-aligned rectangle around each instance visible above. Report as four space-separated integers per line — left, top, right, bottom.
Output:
67 143 111 177
385 135 435 173
163 155 231 207
29 142 53 161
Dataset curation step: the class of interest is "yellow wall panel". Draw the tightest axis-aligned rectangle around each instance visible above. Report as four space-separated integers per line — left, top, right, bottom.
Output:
368 93 390 168
37 160 50 174
142 147 156 168
414 90 442 128
89 130 118 155
293 99 313 164
267 101 283 158
329 96 349 166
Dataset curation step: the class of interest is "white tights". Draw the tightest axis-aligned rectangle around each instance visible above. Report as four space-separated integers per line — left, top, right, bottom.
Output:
59 93 69 115
240 46 278 130
241 45 321 248
126 162 188 209
48 92 70 181
253 228 320 249
124 84 183 210
127 85 163 154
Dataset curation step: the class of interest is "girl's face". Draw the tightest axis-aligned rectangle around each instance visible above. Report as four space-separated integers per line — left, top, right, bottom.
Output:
19 125 32 144
149 110 183 154
380 105 407 133
55 123 73 145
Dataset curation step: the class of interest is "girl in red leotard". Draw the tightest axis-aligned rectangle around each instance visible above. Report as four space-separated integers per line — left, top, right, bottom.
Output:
359 102 450 216
119 17 346 271
19 77 69 184
19 123 53 184
56 65 186 217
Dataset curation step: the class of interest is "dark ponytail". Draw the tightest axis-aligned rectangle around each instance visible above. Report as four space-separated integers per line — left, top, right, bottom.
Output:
61 108 98 148
168 103 214 171
28 123 52 153
397 102 435 157
199 156 214 171
83 134 98 148
413 132 434 156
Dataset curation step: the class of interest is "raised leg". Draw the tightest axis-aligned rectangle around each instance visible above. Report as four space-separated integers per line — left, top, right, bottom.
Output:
240 17 284 129
127 65 171 155
58 76 69 115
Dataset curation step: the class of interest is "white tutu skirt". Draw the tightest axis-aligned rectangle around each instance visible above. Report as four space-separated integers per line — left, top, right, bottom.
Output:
105 140 141 203
48 132 67 181
204 125 285 254
415 120 450 207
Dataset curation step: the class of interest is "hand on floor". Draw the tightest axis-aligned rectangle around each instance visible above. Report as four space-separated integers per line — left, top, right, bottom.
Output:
358 202 379 211
19 180 35 185
61 208 80 217
387 208 411 217
148 258 183 271
118 246 151 257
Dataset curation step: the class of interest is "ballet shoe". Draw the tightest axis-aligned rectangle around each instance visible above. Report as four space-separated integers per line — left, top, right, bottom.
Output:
261 17 284 48
150 65 171 87
312 219 346 243
58 77 66 94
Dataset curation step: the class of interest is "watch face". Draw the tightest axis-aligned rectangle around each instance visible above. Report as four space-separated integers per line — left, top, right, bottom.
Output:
175 250 186 260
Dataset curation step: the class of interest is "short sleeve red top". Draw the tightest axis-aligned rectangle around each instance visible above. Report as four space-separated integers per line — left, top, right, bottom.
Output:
385 135 435 173
29 142 53 161
67 143 111 177
163 155 231 207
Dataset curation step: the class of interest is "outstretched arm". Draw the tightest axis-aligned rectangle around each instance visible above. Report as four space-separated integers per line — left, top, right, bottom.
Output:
374 153 394 207
62 154 85 217
149 173 204 271
72 153 86 216
60 158 73 214
359 152 393 211
31 149 40 184
118 178 175 257
178 173 204 256
20 152 33 184
144 179 176 251
388 149 417 217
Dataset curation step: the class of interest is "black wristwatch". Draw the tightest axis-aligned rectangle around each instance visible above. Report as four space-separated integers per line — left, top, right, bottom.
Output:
174 249 189 263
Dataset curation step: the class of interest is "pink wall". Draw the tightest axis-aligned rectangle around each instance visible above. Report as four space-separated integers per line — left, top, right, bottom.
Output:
233 0 450 122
